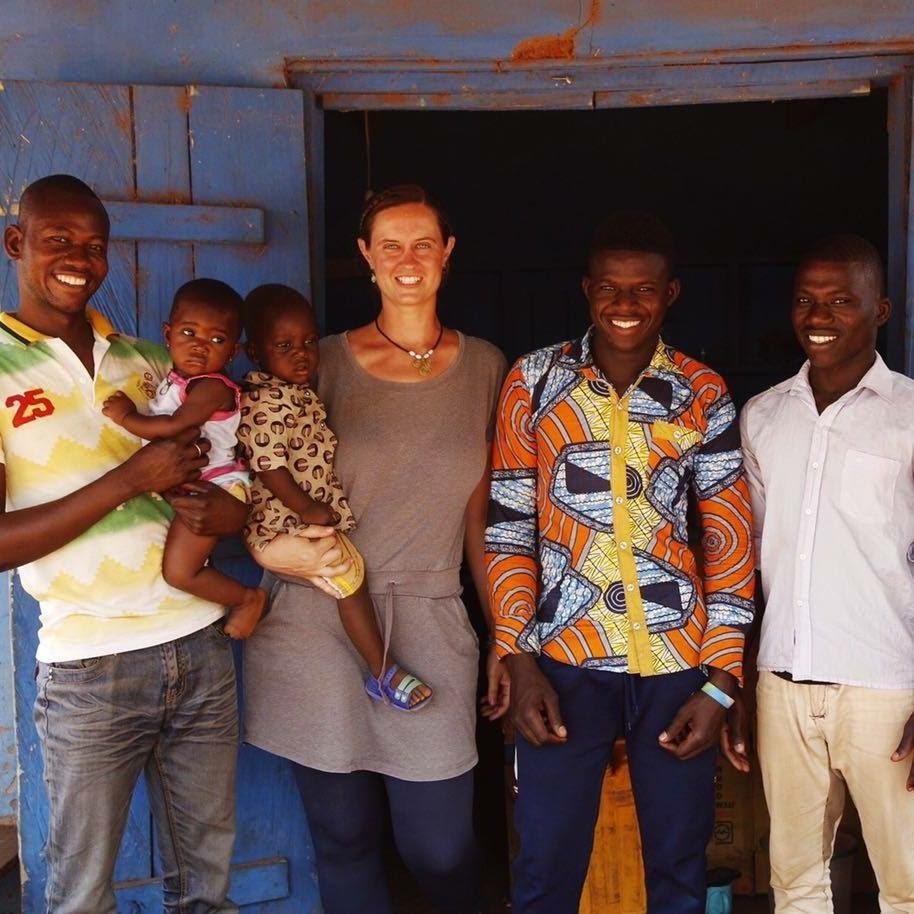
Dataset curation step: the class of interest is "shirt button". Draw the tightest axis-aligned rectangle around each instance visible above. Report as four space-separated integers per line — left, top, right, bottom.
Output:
613 446 622 455
799 554 807 561
804 508 812 515
619 541 628 550
632 622 641 630
797 599 805 606
812 462 819 469
626 583 634 592
615 496 624 504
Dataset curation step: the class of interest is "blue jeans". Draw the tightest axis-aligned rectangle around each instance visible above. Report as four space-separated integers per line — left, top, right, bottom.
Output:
293 765 480 914
34 623 239 914
512 658 716 914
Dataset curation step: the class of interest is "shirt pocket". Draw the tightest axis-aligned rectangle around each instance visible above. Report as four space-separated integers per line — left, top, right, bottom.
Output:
650 420 702 451
839 449 901 522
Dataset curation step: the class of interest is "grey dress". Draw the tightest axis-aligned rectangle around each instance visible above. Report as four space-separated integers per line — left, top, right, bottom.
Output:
242 332 506 781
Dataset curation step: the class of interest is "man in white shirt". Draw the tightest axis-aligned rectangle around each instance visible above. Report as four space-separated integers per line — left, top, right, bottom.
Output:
739 235 914 912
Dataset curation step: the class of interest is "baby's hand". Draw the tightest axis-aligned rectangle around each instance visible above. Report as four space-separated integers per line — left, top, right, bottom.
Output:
299 503 341 527
102 391 137 425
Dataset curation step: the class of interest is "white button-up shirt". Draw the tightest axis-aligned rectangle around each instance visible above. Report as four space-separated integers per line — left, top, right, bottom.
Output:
741 355 914 688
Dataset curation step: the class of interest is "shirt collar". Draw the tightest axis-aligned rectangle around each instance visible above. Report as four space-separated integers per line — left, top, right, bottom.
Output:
0 308 117 345
789 352 895 405
569 326 673 379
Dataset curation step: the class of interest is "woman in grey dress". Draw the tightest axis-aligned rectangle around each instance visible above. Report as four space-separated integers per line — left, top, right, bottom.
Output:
243 185 509 914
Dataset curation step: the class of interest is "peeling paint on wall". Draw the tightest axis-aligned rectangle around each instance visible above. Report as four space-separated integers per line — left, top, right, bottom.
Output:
0 572 15 819
511 0 602 61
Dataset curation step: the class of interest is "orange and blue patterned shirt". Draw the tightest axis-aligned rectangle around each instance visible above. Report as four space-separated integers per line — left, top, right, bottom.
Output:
485 332 755 678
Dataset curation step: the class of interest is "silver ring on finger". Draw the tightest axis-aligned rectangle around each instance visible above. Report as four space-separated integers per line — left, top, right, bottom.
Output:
193 442 204 459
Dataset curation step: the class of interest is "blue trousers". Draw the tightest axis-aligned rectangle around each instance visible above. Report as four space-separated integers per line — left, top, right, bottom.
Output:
293 764 480 914
34 623 239 914
512 658 716 914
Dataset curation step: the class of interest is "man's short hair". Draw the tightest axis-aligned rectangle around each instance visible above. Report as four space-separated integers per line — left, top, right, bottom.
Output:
19 174 109 232
588 212 676 276
798 234 885 297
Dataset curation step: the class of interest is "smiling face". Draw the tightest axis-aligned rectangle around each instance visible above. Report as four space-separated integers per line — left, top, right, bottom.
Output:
247 303 320 386
3 189 109 328
357 202 455 310
164 296 241 378
584 249 680 373
792 259 890 376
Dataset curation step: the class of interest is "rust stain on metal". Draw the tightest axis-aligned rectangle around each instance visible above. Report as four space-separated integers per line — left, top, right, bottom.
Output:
512 31 577 62
114 109 132 137
511 0 602 62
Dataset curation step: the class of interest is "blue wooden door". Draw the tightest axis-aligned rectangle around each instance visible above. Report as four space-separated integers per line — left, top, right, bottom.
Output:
1 80 320 912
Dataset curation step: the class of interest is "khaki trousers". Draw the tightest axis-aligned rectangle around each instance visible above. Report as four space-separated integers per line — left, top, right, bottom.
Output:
757 671 914 914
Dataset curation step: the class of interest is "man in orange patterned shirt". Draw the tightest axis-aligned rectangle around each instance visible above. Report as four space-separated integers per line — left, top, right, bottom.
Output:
486 213 754 914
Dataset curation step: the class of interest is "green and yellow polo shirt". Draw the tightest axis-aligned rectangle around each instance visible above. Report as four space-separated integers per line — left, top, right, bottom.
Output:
0 308 222 662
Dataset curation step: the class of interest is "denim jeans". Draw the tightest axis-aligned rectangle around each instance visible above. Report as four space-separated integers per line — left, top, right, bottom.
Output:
34 622 239 914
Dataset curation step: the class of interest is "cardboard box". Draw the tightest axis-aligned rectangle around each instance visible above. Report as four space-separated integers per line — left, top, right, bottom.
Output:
706 760 760 894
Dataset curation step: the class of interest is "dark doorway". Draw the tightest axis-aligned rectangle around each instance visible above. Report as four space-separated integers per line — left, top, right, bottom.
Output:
325 94 888 407
321 95 888 912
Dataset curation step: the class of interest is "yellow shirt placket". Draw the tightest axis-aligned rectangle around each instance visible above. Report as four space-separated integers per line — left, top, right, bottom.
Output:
609 393 654 675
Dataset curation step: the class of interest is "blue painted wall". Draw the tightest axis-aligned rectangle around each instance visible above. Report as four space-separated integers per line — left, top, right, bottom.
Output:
0 1 912 89
0 572 13 821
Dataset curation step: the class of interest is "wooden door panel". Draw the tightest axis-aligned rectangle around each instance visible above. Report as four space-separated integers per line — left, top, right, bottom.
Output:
133 85 195 342
3 78 319 912
0 82 138 332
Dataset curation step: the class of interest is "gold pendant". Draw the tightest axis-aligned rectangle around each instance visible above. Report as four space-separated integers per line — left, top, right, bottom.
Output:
417 358 432 376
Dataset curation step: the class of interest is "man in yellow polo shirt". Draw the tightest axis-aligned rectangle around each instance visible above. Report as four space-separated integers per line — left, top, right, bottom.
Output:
0 174 249 913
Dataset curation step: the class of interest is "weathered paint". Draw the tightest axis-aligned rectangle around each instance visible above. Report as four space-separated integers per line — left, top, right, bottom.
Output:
0 572 14 822
323 90 596 110
593 79 871 108
510 0 602 62
105 201 266 244
290 54 914 97
1 1 913 88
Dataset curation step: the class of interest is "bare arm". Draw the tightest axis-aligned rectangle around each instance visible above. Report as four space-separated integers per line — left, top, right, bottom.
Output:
467 465 511 721
257 466 339 526
103 377 234 440
0 428 208 571
464 469 492 629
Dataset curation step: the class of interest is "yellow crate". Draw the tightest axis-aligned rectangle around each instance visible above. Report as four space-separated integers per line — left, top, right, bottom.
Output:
579 742 647 914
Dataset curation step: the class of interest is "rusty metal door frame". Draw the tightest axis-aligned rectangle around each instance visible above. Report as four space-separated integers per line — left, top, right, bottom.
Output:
292 53 914 372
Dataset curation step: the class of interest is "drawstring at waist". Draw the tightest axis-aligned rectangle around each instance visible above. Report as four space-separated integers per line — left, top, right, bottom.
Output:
368 569 463 687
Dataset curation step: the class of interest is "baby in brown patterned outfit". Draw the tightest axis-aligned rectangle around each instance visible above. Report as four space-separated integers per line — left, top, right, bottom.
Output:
238 284 432 710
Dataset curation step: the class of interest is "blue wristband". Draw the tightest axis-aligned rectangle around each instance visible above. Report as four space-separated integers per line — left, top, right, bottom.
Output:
701 680 735 709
